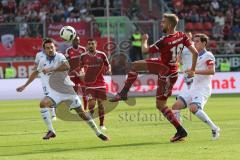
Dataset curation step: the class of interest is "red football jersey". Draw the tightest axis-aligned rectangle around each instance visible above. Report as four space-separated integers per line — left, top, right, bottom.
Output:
80 50 110 88
148 31 192 73
65 45 86 71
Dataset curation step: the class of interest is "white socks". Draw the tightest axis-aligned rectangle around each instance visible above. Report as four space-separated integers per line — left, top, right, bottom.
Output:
86 115 101 136
195 110 218 130
49 106 56 117
40 108 55 132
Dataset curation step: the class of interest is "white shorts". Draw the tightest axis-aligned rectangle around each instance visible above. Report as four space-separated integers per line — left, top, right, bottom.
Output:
177 91 209 110
183 73 193 84
47 88 82 110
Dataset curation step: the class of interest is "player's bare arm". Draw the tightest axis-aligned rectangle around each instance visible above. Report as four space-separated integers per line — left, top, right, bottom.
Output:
141 34 149 53
177 52 183 65
16 64 38 92
186 45 198 77
42 61 70 74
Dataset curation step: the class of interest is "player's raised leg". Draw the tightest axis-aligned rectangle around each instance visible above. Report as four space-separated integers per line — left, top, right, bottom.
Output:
40 97 56 140
109 59 169 102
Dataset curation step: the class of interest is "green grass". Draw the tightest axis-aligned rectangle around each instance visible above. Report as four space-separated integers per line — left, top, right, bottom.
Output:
0 95 239 160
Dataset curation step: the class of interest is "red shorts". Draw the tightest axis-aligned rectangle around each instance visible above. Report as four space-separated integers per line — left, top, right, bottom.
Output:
70 76 85 95
85 87 107 100
156 73 178 100
145 58 178 100
145 58 170 75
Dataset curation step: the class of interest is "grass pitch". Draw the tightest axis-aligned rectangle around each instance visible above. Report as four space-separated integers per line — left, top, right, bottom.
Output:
0 94 239 160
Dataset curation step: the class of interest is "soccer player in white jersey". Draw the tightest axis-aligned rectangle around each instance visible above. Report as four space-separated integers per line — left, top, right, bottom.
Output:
173 32 193 122
172 34 220 140
179 32 193 89
16 38 109 141
17 50 57 120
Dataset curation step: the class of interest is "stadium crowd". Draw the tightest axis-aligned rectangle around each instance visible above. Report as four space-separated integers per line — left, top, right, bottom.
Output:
0 0 120 23
174 0 240 54
0 0 240 76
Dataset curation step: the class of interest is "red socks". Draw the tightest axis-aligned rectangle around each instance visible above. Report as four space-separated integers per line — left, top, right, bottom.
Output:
161 107 181 128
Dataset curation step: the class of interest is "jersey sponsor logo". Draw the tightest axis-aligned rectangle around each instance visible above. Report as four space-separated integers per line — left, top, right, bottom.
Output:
169 37 183 45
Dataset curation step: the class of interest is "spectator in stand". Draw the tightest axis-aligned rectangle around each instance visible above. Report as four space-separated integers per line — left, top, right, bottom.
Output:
91 0 105 17
223 24 232 40
214 12 225 26
19 22 29 37
232 24 240 40
189 7 199 22
224 41 236 54
212 22 223 40
233 6 240 25
225 4 234 26
66 11 81 23
127 0 140 19
92 22 101 37
210 0 220 12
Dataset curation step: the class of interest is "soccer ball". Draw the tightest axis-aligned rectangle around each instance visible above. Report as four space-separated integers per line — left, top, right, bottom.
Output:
59 26 76 42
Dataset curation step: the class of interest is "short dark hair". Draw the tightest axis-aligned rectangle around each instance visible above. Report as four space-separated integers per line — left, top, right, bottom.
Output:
163 13 179 28
194 33 209 46
42 38 54 48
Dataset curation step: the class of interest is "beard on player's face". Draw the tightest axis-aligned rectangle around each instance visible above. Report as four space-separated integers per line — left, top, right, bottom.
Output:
88 47 95 53
162 27 167 33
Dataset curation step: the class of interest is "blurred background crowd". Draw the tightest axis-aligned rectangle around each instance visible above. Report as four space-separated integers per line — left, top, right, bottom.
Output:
0 0 239 78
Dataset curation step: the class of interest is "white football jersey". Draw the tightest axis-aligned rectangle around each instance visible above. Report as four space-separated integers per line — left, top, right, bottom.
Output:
37 52 74 95
34 51 49 94
190 49 215 96
181 46 192 71
35 51 45 65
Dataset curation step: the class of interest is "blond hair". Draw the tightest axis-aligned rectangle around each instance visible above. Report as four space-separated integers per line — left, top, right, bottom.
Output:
163 13 179 28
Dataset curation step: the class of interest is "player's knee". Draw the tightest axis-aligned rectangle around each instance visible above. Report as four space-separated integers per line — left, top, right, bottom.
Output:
156 100 166 110
189 105 198 114
172 100 185 110
88 100 96 107
156 103 164 110
98 104 104 110
40 99 50 108
172 103 179 110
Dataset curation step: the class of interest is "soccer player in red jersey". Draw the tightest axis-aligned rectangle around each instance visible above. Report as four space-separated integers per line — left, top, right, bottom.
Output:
65 35 88 110
80 38 111 130
110 13 199 142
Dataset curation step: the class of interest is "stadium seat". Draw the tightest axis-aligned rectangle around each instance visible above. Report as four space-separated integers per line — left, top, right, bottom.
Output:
209 40 217 49
193 22 203 30
203 22 213 30
185 22 194 30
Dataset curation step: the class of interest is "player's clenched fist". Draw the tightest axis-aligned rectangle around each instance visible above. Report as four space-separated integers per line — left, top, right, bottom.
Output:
16 85 26 92
142 34 149 41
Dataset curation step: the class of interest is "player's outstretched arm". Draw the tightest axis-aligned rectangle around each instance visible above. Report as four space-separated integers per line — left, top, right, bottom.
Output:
142 34 149 53
16 70 38 92
186 45 198 77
